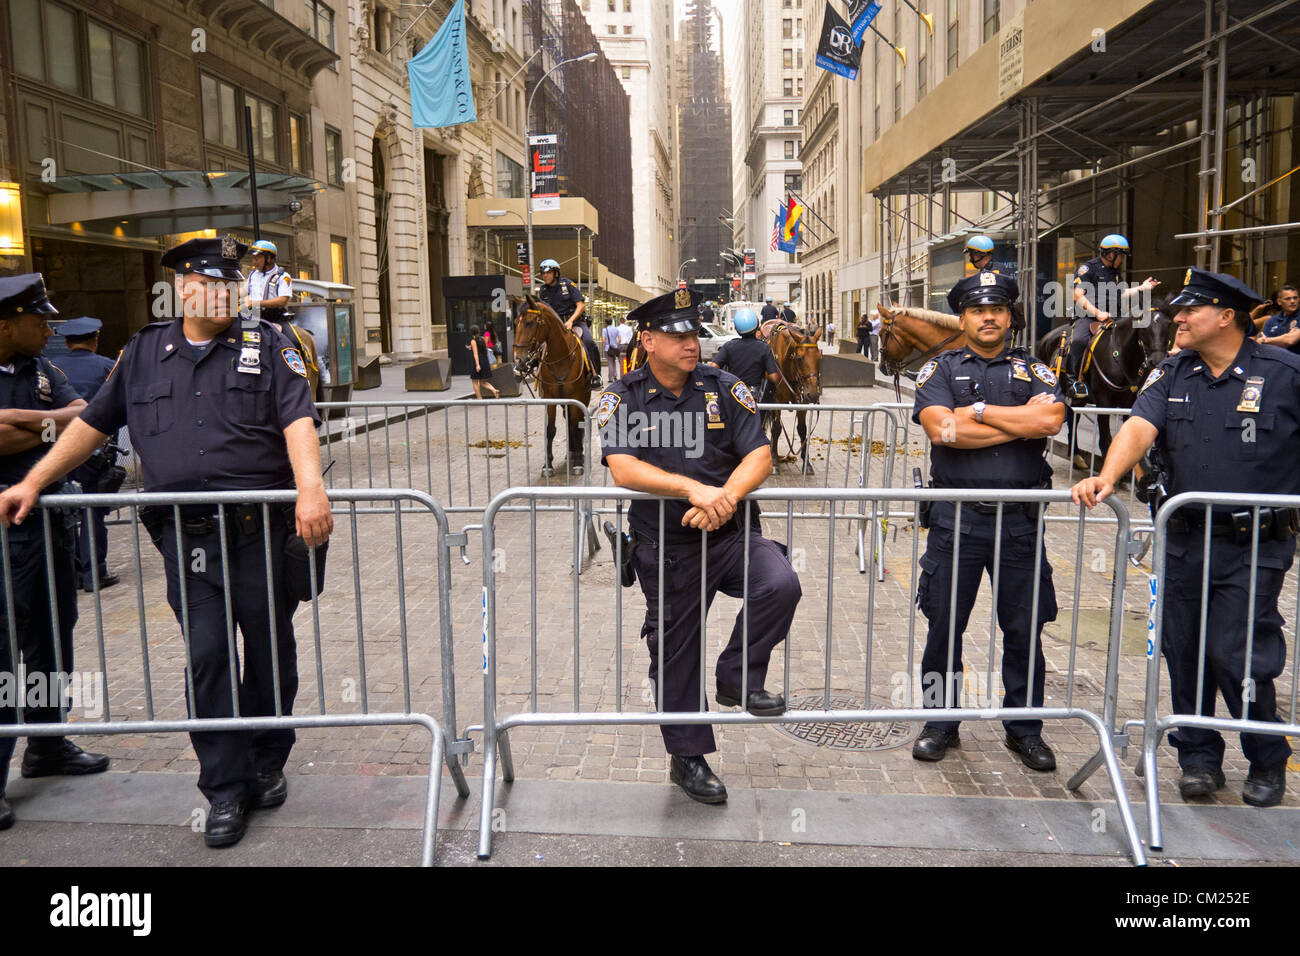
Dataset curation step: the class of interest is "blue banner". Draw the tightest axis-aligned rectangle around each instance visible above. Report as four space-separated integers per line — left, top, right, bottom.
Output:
777 206 798 255
816 2 861 80
408 0 477 129
848 0 882 45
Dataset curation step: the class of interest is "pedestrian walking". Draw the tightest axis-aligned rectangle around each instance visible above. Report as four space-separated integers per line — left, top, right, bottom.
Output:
602 319 623 382
468 325 500 399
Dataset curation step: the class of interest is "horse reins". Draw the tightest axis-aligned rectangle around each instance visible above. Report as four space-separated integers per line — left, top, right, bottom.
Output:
516 307 583 389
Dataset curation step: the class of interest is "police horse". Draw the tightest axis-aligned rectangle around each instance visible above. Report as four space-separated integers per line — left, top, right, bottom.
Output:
759 320 822 473
512 294 592 477
875 303 969 384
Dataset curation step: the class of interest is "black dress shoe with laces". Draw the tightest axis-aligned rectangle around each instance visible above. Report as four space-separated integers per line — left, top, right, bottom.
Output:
80 573 121 593
715 684 786 716
250 770 287 809
670 756 727 804
1178 766 1226 799
204 800 248 848
21 740 110 777
1242 763 1287 808
912 726 960 761
0 796 13 831
1004 733 1057 772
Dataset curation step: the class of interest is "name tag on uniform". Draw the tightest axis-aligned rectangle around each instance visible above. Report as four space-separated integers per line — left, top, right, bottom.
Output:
1011 358 1030 381
705 392 724 429
1237 376 1264 413
237 345 262 375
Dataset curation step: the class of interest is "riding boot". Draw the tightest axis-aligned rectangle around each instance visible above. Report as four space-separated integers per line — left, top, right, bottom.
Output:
1064 338 1089 401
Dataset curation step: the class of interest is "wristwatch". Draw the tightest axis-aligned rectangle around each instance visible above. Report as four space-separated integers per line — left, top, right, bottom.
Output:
972 401 987 423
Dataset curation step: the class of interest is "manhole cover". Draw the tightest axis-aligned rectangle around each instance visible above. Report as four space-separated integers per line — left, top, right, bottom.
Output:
774 694 919 751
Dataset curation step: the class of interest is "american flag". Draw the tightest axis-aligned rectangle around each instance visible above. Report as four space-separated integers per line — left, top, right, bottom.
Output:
770 209 782 251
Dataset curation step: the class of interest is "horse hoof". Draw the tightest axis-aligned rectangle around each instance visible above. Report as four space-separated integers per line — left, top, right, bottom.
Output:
540 466 555 478
571 465 584 477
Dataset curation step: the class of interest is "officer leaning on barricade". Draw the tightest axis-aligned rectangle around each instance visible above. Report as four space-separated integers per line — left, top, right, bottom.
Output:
0 236 333 848
537 258 602 389
56 316 124 592
599 288 802 805
0 276 110 832
710 307 780 403
911 271 1067 772
1073 268 1298 808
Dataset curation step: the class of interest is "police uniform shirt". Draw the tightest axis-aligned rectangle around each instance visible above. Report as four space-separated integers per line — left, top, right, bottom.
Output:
56 347 117 402
538 278 584 322
713 337 777 391
912 346 1063 488
597 363 768 540
1072 256 1122 316
1130 340 1300 499
1261 310 1300 355
245 266 291 303
0 355 81 486
79 319 319 492
760 304 779 323
700 306 715 324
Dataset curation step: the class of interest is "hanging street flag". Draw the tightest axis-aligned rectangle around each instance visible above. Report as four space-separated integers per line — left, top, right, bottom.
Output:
771 207 785 252
529 133 560 211
783 197 805 244
846 0 882 45
816 2 861 80
407 0 477 128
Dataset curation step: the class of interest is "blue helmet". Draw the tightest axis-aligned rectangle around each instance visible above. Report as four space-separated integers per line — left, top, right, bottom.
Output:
733 308 759 335
965 235 995 254
539 258 560 273
250 239 278 256
1099 234 1130 252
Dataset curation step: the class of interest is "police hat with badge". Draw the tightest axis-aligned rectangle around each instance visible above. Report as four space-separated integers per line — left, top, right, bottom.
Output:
947 270 1020 313
160 234 248 280
629 287 705 333
0 273 59 319
1168 267 1263 324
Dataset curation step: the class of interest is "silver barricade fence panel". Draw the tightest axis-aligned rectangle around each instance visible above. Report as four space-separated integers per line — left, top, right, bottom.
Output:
1140 491 1300 853
0 488 470 866
475 486 1145 863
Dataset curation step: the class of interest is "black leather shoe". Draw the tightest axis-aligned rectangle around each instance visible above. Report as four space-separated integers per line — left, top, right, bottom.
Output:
716 684 786 716
1242 763 1287 808
0 797 13 831
80 573 120 593
669 756 727 804
204 800 248 847
912 726 960 761
21 740 110 777
250 770 287 809
1178 766 1226 799
1005 733 1057 772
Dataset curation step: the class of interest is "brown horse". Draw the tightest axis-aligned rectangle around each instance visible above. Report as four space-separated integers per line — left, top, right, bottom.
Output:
512 295 591 476
759 320 822 471
876 304 968 383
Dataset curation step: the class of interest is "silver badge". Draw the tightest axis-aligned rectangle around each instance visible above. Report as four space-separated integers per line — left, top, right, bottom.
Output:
237 345 262 375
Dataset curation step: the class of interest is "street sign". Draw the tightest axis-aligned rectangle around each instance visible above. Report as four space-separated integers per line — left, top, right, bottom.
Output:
743 249 756 281
677 279 687 290
516 242 528 264
522 263 531 285
528 134 559 212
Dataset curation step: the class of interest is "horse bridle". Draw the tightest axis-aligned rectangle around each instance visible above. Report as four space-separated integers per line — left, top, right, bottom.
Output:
774 328 821 404
878 309 965 388
514 306 581 386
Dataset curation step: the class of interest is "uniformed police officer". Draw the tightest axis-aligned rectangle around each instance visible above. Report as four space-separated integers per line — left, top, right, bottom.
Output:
964 234 1017 277
700 301 715 326
911 271 1066 771
760 297 779 324
710 308 780 403
599 288 802 804
1255 283 1300 355
0 276 110 832
1065 235 1160 400
0 237 332 847
55 317 121 591
1073 268 1297 808
243 238 292 324
537 258 601 388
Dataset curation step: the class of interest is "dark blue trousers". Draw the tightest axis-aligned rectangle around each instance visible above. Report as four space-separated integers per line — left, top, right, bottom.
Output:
70 462 109 588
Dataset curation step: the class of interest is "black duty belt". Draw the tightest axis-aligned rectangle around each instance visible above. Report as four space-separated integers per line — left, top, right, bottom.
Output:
1167 506 1298 541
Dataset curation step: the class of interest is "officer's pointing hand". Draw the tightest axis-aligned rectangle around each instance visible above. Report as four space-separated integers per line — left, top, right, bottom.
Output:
1070 476 1112 509
296 484 333 548
1139 277 1160 292
0 481 39 527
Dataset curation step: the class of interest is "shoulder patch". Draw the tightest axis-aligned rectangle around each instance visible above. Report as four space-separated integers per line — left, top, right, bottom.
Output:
1030 362 1057 386
731 380 757 413
916 359 939 387
595 390 621 428
282 347 308 377
1139 367 1164 393
1076 264 1089 276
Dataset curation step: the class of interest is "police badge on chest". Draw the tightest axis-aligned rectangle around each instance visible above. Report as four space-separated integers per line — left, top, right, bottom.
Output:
36 368 54 403
237 344 262 374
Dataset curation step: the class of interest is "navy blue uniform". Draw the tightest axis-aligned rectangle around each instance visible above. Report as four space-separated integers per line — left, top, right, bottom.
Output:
1067 257 1125 373
760 304 779 323
1130 340 1300 771
598 363 800 755
0 355 83 790
1260 310 1300 356
79 318 320 803
538 276 599 378
912 346 1063 736
712 336 778 395
56 347 118 588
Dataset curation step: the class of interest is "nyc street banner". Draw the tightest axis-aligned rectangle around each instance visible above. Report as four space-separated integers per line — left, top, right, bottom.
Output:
847 0 882 45
529 134 560 211
816 2 862 80
408 0 477 128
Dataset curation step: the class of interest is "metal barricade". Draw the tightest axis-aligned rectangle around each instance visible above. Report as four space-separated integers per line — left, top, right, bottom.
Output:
1140 491 1300 852
0 488 470 866
475 486 1145 863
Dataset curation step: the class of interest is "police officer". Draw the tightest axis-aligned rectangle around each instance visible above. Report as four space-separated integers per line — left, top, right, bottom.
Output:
964 234 1017 277
599 288 802 804
243 238 292 324
55 317 121 591
1065 235 1160 400
1073 268 1297 808
760 296 779 324
537 258 601 388
1255 283 1300 355
700 301 715 326
0 236 332 847
911 271 1066 772
780 302 796 325
710 307 780 403
0 276 110 832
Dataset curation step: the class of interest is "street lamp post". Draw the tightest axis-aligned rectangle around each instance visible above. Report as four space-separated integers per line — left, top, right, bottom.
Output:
525 52 598 289
677 257 697 281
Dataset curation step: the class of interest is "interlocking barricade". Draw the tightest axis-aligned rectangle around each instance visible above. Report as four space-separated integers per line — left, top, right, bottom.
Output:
1140 492 1300 852
0 488 470 866
475 486 1145 863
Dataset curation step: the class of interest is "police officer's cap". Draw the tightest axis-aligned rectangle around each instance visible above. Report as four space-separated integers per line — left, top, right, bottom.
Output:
947 271 1020 313
58 316 103 337
0 273 58 319
629 287 704 333
1168 267 1262 316
160 235 247 279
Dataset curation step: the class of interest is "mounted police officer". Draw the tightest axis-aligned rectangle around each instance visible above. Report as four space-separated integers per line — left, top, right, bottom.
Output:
1065 234 1160 400
911 271 1066 772
760 296 779 324
0 236 332 848
537 258 601 388
599 288 802 805
1073 268 1297 808
243 238 292 325
964 234 1016 278
0 275 110 832
709 307 780 403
